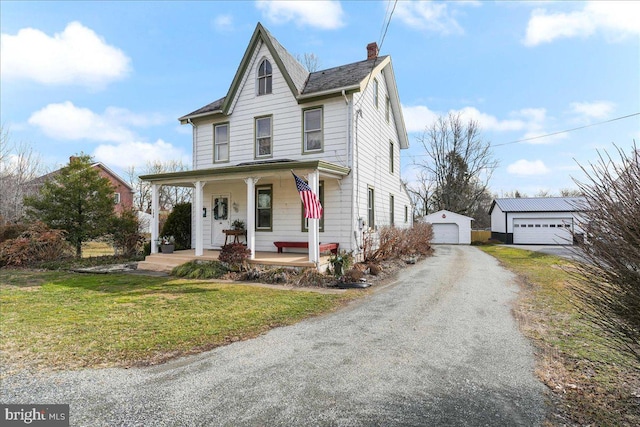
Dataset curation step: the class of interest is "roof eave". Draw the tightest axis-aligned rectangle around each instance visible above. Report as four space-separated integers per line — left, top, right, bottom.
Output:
179 109 224 124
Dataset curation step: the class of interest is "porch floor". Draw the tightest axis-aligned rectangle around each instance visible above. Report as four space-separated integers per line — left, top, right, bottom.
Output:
138 249 331 273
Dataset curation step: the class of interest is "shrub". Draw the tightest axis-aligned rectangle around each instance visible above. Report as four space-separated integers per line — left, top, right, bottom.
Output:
109 208 144 257
0 223 28 243
363 223 433 263
218 243 251 271
342 268 364 283
161 203 191 250
171 260 228 279
0 221 73 267
570 143 640 361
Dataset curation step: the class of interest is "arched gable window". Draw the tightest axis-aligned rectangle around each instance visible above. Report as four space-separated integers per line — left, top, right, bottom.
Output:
258 59 272 95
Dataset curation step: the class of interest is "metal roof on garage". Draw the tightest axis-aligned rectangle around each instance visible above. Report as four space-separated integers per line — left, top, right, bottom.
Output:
489 197 586 214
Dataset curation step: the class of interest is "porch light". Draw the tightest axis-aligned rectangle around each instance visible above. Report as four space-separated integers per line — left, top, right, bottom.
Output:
203 207 207 217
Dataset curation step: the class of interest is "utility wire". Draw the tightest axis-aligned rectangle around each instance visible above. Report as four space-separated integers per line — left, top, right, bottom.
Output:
354 0 398 110
492 112 640 147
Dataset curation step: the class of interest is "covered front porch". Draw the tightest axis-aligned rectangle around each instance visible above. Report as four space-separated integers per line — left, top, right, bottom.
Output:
138 249 334 273
140 159 351 270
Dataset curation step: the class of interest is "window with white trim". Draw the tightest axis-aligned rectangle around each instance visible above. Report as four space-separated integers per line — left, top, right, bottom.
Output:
368 187 375 229
258 59 272 95
373 79 379 108
214 123 229 162
303 108 322 152
256 185 272 230
255 116 272 157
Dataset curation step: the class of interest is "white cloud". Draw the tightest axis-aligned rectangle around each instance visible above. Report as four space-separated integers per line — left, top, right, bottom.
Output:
507 159 550 176
256 0 344 30
457 107 526 132
213 14 234 32
28 102 168 142
93 140 189 169
1 21 131 88
395 1 464 35
401 104 439 133
524 1 640 46
570 101 615 119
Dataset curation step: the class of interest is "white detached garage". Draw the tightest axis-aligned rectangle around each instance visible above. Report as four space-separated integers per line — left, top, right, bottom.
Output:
423 210 473 244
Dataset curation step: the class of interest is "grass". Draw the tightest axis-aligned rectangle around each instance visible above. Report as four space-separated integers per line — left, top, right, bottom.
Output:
81 241 115 257
481 245 639 426
0 269 357 373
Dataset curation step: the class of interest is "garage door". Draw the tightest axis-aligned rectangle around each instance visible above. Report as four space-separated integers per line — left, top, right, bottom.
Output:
513 218 573 245
432 223 459 244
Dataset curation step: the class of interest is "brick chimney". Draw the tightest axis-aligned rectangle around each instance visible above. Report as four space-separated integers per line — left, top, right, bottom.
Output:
367 42 378 60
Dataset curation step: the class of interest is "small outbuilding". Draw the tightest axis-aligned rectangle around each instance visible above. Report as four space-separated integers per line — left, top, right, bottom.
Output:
423 210 474 244
489 197 586 245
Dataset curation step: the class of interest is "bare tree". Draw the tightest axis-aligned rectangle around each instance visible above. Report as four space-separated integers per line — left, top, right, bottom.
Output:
414 112 498 216
0 126 46 223
570 143 640 362
127 160 192 213
404 170 434 217
295 52 320 72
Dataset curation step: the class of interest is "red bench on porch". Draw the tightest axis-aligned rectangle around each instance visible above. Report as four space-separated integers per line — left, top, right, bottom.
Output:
273 241 339 255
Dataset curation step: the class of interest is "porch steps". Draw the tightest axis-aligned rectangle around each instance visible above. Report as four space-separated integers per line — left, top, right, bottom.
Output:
137 252 198 273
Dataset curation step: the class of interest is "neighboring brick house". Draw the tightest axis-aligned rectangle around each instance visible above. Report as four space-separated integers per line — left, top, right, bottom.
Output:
28 157 134 215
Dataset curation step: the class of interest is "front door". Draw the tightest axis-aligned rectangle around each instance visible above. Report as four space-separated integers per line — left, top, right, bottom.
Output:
212 194 230 247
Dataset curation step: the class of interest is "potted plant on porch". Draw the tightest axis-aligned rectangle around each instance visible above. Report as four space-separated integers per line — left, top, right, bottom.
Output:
231 219 245 230
159 235 175 254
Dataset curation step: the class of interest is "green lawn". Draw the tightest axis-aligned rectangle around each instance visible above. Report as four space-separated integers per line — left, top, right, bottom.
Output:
481 245 639 427
0 270 356 372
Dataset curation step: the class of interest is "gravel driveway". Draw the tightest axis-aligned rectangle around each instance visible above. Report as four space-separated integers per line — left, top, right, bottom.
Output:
1 245 546 426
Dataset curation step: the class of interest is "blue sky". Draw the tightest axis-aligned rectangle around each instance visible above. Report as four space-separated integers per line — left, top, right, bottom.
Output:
2 1 638 196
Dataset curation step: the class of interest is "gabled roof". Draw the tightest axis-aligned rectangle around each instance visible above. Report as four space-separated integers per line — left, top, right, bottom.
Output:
27 162 133 191
423 209 474 221
178 23 409 149
489 197 586 214
302 56 389 95
179 22 308 121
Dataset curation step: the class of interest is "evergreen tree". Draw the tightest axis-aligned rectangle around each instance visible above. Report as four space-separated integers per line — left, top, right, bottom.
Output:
24 155 116 257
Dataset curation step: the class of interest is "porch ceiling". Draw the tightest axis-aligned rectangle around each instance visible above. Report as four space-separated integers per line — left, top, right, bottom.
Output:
140 159 350 186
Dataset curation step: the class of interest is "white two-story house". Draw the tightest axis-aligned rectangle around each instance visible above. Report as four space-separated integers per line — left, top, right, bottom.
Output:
142 23 412 266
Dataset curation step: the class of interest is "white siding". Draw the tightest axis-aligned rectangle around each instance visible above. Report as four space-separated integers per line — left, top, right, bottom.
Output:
351 68 411 239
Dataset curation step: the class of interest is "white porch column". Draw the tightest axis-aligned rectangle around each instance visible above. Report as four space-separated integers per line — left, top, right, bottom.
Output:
194 181 205 256
308 169 320 265
151 184 160 254
244 177 257 260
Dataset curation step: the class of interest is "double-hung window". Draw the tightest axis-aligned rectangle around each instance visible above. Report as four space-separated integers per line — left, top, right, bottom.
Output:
255 116 272 157
214 123 229 162
385 96 390 123
367 187 375 229
256 185 272 231
303 108 322 152
373 79 379 109
390 194 395 227
389 141 394 174
258 59 272 95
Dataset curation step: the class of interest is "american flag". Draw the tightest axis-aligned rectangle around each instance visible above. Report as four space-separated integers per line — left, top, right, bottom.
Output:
292 172 323 219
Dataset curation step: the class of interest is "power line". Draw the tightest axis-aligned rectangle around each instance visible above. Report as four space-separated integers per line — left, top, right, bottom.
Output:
354 0 398 111
492 112 640 147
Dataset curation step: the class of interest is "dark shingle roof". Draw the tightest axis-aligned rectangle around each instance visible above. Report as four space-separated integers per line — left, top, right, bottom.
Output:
491 197 586 213
302 56 389 94
181 97 225 120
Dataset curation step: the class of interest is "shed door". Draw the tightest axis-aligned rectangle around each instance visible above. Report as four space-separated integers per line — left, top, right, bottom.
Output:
513 218 573 245
432 223 459 244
